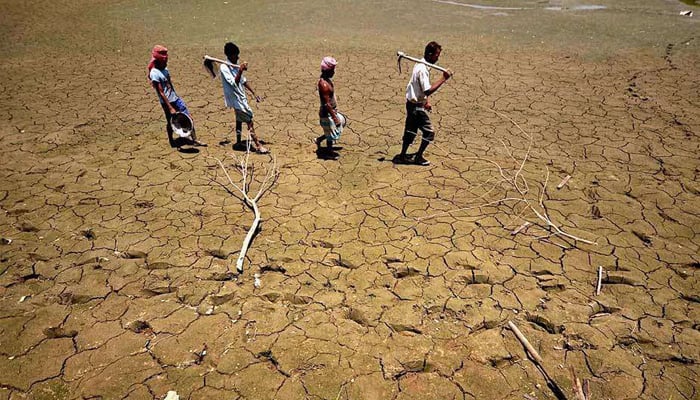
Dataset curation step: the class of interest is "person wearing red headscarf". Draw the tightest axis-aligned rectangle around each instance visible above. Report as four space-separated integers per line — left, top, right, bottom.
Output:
315 56 345 160
148 45 206 148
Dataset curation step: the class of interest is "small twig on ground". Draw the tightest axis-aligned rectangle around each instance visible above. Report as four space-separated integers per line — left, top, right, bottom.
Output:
508 321 544 364
570 366 591 400
595 266 603 296
507 321 568 400
335 385 346 400
511 221 531 236
557 175 572 189
413 106 597 247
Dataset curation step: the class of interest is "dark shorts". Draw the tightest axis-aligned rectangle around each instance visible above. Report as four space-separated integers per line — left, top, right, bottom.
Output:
161 98 190 121
235 108 254 124
403 102 434 141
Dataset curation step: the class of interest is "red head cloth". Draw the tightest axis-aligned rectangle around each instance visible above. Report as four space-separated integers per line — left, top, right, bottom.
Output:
321 56 337 71
148 45 168 74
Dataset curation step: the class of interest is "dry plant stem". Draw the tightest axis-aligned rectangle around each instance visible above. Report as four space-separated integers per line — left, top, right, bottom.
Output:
596 266 603 296
480 110 594 245
416 105 597 246
464 156 514 184
508 321 544 364
416 197 527 224
539 168 550 208
480 105 533 194
236 202 261 273
511 221 531 235
557 175 572 189
213 151 278 274
569 366 591 400
508 321 569 400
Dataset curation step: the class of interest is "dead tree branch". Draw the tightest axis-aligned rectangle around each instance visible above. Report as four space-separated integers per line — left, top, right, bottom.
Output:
416 105 597 247
212 150 278 274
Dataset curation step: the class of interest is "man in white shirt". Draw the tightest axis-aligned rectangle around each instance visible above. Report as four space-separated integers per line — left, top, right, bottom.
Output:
220 42 269 154
397 41 452 166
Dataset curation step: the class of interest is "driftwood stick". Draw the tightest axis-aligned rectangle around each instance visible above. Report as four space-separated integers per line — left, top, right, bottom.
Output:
508 321 569 400
214 157 258 273
569 366 591 400
508 321 544 364
557 175 572 189
596 266 603 296
215 158 244 196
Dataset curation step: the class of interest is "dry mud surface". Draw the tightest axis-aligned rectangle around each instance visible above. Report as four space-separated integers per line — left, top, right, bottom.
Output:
0 0 698 399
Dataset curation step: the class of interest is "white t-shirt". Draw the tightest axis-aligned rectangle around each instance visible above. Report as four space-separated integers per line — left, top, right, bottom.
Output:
149 67 179 104
405 60 431 103
220 64 250 111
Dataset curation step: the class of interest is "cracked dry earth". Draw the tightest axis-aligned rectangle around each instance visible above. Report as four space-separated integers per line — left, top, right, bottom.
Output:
0 1 699 399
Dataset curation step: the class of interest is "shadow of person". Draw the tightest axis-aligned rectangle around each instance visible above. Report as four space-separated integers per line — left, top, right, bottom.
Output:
178 147 200 154
391 153 416 165
233 140 253 152
316 147 340 161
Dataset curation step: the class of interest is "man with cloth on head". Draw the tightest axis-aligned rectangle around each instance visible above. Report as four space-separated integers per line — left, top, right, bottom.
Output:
220 42 268 154
316 56 345 159
397 41 451 166
148 45 206 148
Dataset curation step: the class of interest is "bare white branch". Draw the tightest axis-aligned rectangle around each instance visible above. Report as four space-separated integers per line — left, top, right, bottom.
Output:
416 106 597 247
211 149 279 274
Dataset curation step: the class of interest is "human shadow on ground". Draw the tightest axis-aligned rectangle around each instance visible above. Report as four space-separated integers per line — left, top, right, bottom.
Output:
173 137 206 153
316 147 342 160
227 140 271 153
378 153 419 164
177 147 200 154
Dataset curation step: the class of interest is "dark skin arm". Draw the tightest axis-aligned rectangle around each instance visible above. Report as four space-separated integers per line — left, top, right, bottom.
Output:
236 62 261 102
424 69 452 111
318 79 340 125
152 81 175 114
235 62 247 84
244 82 262 103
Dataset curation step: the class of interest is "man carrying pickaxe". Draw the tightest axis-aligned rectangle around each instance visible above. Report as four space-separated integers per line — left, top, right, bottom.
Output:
397 41 452 166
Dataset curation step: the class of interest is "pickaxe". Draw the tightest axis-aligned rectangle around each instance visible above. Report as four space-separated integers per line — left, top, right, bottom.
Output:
397 51 451 74
203 55 240 78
